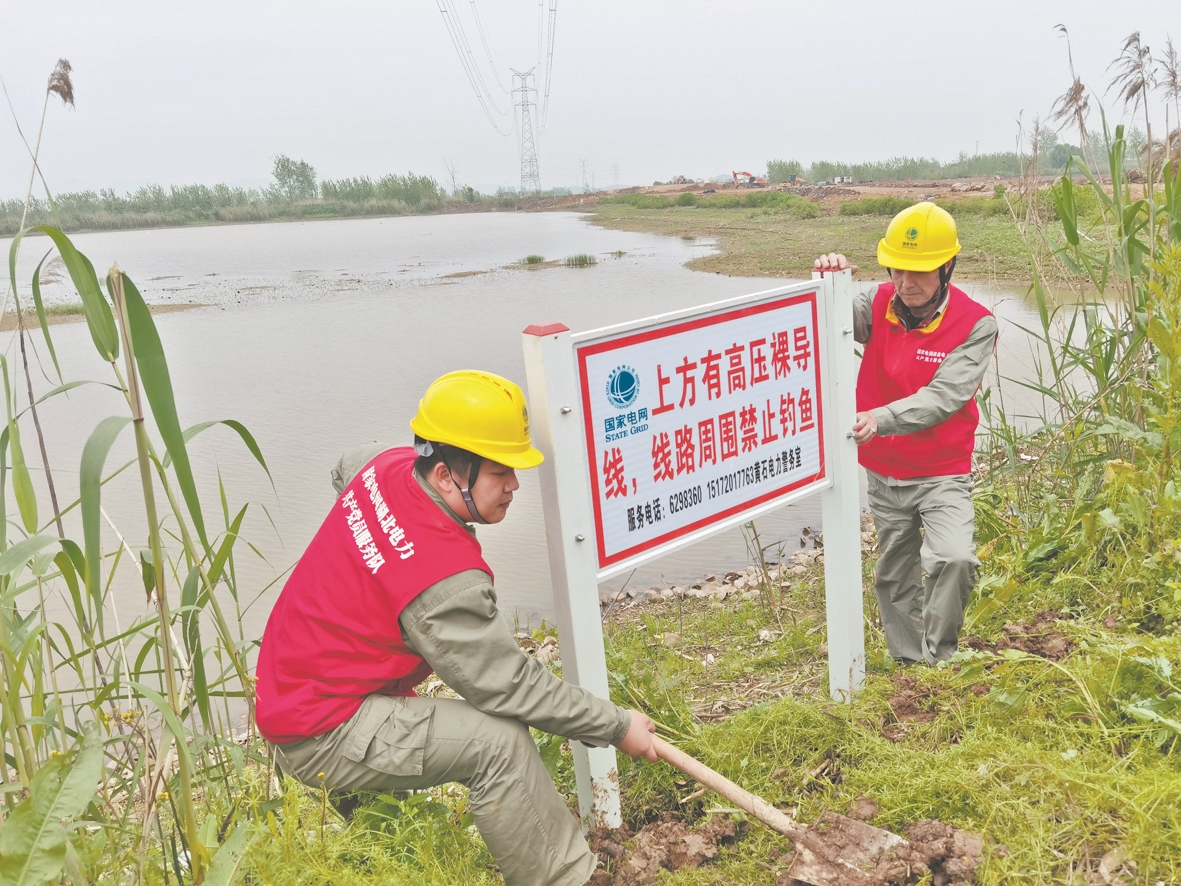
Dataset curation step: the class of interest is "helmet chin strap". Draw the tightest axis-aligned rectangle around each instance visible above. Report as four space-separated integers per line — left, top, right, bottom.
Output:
456 458 490 525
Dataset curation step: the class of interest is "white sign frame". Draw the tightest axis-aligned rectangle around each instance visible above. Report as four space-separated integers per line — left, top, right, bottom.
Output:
522 269 864 829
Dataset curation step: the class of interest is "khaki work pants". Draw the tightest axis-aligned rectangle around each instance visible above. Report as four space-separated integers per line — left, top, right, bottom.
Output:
271 695 597 886
866 472 979 665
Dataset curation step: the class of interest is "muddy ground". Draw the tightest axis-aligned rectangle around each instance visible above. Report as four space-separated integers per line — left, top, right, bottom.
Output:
586 809 994 886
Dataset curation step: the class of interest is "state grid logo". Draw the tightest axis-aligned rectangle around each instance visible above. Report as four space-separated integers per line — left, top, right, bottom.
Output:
606 365 639 410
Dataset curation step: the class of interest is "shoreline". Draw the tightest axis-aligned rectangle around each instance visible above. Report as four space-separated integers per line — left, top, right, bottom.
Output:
0 301 204 331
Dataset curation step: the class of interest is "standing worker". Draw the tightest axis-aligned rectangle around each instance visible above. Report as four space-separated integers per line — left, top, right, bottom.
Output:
256 370 657 886
815 202 997 665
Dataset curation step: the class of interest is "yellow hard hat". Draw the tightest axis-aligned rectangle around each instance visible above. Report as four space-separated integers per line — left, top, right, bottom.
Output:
877 202 961 271
411 370 544 470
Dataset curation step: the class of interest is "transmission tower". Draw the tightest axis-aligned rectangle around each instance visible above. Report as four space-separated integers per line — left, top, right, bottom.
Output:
579 158 589 193
512 69 541 193
611 163 619 189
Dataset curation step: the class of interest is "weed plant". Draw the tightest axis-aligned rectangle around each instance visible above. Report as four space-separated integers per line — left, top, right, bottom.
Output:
564 254 597 268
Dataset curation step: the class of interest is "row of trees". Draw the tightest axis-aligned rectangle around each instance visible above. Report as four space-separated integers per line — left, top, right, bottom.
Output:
1 155 449 233
765 129 1159 185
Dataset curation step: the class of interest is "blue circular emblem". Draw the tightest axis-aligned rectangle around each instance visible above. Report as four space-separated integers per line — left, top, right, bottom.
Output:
606 365 639 410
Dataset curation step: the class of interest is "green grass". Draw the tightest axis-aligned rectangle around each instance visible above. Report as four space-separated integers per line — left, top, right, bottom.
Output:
523 254 545 264
589 201 1033 281
564 253 597 267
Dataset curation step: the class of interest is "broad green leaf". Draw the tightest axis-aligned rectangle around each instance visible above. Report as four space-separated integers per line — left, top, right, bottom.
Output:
180 566 211 731
119 272 208 551
2 357 39 534
1054 175 1079 247
203 822 250 886
166 419 272 488
0 727 103 886
0 536 60 585
52 551 87 641
31 227 118 363
208 504 248 587
80 416 132 629
29 381 111 411
29 253 62 383
0 425 9 549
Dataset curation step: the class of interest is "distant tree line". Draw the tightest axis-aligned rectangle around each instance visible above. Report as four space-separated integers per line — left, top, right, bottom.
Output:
765 128 1146 184
0 155 451 235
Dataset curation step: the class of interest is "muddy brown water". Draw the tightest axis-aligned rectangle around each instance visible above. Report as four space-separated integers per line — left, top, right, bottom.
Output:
5 212 1052 651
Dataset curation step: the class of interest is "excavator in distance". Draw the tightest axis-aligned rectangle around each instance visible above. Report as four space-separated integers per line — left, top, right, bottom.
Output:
732 170 767 188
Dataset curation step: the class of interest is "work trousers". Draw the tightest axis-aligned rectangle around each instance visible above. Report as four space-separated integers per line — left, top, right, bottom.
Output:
866 472 979 665
271 694 597 886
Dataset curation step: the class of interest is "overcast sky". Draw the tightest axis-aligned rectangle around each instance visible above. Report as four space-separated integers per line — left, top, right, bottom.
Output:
0 1 1172 197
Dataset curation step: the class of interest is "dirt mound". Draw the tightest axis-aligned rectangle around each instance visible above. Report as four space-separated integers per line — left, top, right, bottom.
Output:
588 812 744 885
779 814 995 886
965 610 1073 660
883 674 941 741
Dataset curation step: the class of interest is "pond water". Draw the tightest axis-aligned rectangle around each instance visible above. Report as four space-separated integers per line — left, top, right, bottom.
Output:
5 212 1049 643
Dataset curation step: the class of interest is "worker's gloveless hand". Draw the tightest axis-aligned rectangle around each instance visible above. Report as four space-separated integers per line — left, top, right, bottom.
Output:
617 709 658 762
814 253 859 275
852 411 878 445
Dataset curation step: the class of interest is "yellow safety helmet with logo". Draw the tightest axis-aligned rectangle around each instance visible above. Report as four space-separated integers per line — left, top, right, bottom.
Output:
877 202 961 272
411 370 544 470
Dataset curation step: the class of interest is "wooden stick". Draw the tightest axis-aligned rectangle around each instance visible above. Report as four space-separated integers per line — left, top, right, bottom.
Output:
652 736 800 837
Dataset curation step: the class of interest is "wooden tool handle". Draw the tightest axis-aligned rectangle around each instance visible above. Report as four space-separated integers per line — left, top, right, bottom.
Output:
652 736 799 837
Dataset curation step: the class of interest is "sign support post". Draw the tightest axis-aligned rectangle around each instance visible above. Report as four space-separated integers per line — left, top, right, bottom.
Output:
522 273 865 825
816 268 866 699
521 322 623 830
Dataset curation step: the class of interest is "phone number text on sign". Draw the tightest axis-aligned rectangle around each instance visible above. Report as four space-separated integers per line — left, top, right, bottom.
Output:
576 291 826 568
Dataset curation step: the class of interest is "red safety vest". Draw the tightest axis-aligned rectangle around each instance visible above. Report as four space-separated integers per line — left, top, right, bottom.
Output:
856 282 992 479
256 447 490 743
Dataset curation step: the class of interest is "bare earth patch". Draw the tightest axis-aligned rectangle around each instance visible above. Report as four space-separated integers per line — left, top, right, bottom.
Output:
965 610 1073 660
588 813 744 885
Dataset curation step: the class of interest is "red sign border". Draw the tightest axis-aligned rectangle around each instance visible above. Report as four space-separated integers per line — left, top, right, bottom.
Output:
576 290 826 569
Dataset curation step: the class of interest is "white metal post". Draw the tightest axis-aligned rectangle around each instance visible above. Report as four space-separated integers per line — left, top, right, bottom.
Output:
816 269 866 699
521 323 622 829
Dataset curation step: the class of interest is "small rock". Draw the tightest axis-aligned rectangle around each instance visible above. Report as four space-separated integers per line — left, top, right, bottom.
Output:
743 590 760 601
792 565 807 576
817 643 828 656
536 644 561 664
662 632 682 647
758 629 776 643
649 593 666 604
733 577 747 590
541 635 558 647
705 574 717 582
704 653 716 665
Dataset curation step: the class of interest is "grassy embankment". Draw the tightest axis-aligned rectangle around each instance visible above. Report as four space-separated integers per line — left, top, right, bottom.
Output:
590 191 1035 283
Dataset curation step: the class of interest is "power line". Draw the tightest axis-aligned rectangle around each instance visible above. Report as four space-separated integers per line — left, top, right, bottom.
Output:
539 0 557 131
437 0 510 134
468 0 509 94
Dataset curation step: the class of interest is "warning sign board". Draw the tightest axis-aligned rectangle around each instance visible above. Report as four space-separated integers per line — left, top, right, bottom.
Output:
574 289 826 570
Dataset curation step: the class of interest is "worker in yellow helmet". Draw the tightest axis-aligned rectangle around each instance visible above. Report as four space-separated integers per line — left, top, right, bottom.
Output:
257 370 657 886
816 203 998 665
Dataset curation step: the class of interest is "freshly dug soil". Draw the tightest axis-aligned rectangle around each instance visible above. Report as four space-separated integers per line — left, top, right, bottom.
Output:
965 610 1073 660
588 812 745 885
779 814 995 886
883 674 941 741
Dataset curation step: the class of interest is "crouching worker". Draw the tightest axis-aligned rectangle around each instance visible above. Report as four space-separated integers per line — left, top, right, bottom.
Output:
815 202 998 665
256 370 657 886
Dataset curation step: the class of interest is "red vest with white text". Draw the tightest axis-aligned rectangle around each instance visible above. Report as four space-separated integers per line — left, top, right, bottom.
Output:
256 447 490 743
856 283 991 479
